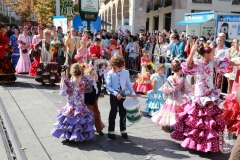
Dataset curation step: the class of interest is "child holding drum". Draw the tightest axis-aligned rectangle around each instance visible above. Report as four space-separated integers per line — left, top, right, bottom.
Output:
145 62 166 116
106 56 137 139
151 59 194 130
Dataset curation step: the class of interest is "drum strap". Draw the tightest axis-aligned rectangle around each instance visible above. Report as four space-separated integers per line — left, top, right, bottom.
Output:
123 116 134 128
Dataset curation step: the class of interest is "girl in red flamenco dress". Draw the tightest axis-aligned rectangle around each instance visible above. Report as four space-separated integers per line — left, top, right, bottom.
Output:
132 47 153 93
220 57 240 136
29 24 44 77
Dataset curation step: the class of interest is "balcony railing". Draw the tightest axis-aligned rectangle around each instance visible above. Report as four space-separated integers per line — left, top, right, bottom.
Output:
164 0 172 7
192 0 212 4
232 0 240 5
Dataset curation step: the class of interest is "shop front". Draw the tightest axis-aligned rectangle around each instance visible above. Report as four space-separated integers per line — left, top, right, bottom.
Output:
178 11 215 39
178 11 240 40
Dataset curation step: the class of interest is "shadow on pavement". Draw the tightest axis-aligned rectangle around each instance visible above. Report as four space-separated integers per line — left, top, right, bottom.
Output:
59 132 192 160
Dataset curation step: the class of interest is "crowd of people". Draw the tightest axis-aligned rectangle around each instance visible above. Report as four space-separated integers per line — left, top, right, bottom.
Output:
1 22 240 159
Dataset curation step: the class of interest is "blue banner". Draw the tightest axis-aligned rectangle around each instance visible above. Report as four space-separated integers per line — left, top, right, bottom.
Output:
72 15 101 33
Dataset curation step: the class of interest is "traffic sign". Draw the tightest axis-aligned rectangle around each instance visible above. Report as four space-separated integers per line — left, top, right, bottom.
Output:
79 0 99 21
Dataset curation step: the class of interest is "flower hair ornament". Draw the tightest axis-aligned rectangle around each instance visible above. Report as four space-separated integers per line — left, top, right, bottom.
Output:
204 45 211 52
144 45 149 51
171 59 180 66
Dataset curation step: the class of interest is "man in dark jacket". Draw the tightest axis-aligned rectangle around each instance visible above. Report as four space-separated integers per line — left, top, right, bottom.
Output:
218 33 231 48
7 25 15 38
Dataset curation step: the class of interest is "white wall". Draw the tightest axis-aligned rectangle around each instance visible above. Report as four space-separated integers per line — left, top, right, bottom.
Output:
146 6 173 32
146 0 240 33
171 9 187 32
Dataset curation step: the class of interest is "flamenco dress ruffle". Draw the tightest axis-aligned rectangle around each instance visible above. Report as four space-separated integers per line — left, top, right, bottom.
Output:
151 98 184 126
132 83 152 93
219 93 240 136
132 73 152 92
0 57 16 84
51 77 95 142
145 90 165 116
29 56 40 77
170 61 227 153
51 105 95 142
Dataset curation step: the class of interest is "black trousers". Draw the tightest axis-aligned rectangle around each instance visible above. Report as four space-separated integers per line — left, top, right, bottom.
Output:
108 94 126 132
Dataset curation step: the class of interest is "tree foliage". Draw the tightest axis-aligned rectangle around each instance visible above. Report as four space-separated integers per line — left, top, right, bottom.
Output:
4 0 33 22
4 0 79 26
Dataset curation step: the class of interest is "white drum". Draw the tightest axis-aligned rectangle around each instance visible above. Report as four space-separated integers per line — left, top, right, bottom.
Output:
123 98 142 123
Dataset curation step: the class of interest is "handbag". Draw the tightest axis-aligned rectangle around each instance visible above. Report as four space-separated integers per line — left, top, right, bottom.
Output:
21 36 30 54
30 49 41 57
22 48 28 53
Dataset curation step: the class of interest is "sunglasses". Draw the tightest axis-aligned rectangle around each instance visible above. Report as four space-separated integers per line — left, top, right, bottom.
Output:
232 42 237 43
199 40 205 42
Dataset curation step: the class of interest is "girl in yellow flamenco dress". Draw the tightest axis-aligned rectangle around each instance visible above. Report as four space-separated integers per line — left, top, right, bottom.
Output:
132 47 153 93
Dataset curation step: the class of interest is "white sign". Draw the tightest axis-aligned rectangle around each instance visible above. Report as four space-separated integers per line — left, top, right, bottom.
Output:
81 0 98 13
53 17 68 34
116 25 132 33
31 12 37 22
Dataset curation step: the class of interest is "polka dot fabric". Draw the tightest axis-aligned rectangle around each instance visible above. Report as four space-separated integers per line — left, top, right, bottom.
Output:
170 92 226 153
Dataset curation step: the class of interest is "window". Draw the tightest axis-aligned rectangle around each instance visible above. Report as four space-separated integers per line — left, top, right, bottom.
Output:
192 0 212 4
232 0 240 5
164 0 172 7
191 10 211 13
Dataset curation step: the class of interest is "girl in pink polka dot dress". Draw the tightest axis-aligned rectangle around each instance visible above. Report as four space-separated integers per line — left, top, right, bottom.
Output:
170 42 240 152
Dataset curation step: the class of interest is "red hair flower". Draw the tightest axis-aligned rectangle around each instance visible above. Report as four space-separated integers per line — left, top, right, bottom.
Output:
110 39 117 46
204 45 211 52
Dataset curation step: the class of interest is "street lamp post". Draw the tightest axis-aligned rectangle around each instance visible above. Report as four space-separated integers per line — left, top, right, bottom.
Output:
131 0 136 35
56 0 60 16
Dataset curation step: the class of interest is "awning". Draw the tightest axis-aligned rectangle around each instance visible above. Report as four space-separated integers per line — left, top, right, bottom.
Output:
178 18 213 25
101 20 111 26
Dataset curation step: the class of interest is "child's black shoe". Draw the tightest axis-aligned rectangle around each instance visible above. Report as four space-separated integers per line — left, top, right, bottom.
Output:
121 133 128 139
108 134 116 139
98 131 104 136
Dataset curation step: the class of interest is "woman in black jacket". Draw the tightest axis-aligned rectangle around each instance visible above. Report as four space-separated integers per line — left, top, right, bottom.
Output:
146 35 157 62
84 67 105 136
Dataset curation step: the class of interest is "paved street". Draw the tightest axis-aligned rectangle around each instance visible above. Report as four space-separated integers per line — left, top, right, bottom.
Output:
0 74 231 160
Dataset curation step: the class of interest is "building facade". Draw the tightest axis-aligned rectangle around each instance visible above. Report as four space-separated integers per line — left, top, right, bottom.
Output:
99 0 147 34
99 0 240 34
